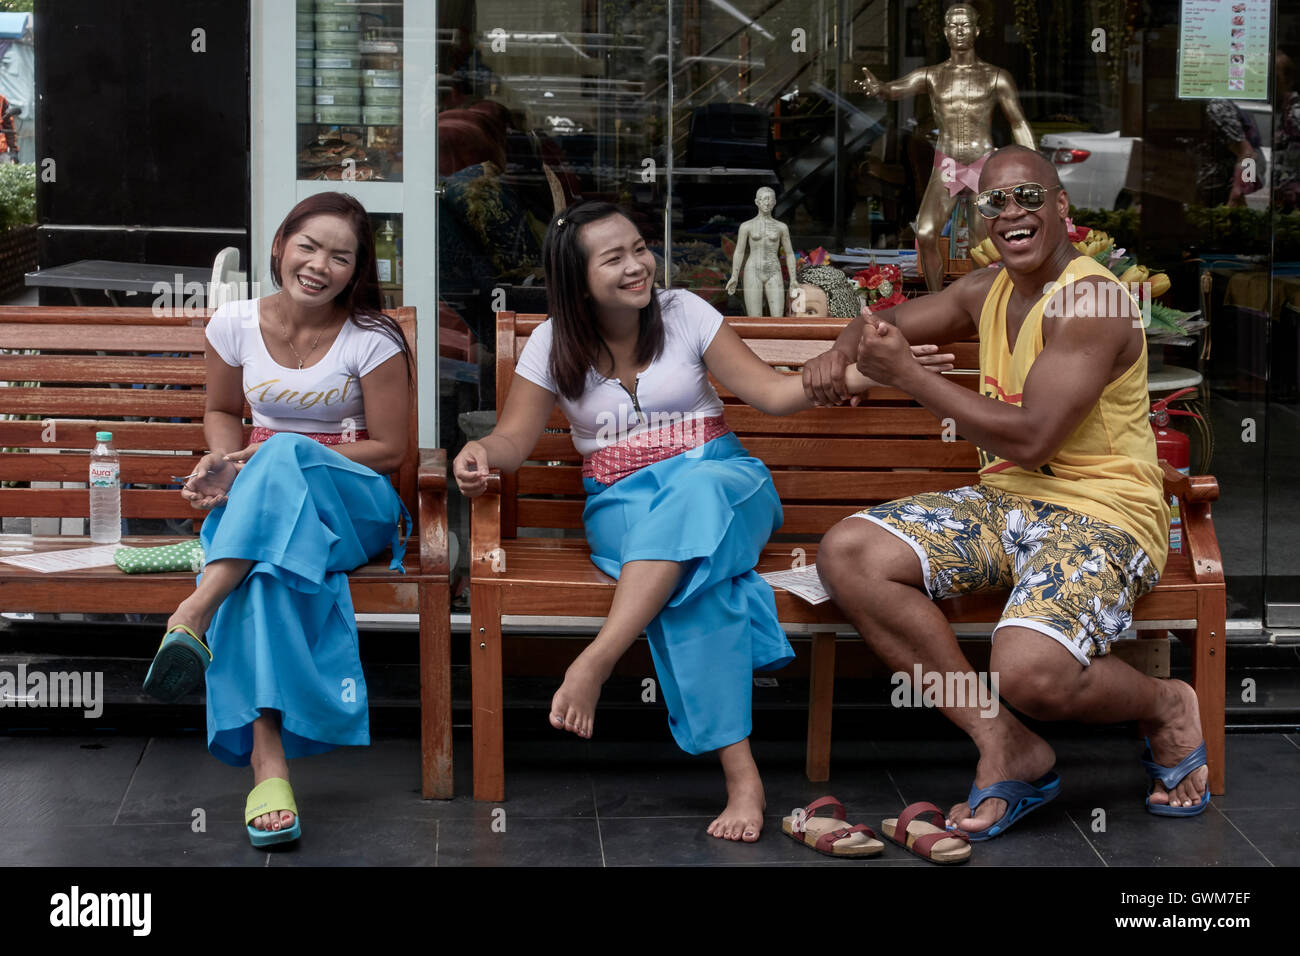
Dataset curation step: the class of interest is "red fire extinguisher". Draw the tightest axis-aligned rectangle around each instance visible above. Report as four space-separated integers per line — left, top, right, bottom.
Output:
1150 387 1202 553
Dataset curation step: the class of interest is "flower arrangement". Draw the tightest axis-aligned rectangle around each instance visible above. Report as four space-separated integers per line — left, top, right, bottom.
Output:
794 246 830 271
851 262 907 309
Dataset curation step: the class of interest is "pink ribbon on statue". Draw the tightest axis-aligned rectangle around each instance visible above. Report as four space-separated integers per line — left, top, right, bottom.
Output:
933 149 993 197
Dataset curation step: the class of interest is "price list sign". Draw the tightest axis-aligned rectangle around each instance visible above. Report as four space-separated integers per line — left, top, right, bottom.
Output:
1178 0 1271 100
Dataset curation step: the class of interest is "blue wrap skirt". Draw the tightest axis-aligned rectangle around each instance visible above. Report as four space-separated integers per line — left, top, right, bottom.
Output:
582 432 793 754
197 433 409 766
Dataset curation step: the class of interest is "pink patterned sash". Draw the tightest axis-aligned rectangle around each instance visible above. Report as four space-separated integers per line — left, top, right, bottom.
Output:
249 426 369 446
582 414 730 485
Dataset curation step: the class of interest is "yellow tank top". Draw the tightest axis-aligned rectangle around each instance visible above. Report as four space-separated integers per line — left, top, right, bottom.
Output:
977 256 1170 574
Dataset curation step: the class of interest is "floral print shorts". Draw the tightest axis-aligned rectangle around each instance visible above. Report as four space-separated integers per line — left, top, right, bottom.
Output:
851 484 1160 665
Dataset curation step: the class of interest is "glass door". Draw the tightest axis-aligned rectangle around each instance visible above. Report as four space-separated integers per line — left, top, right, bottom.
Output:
252 0 439 445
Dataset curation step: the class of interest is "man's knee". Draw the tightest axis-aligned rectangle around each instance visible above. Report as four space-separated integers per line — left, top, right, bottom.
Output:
992 627 1082 721
817 518 920 599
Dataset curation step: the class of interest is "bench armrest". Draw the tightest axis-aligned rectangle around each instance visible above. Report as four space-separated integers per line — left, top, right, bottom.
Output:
418 448 447 492
470 469 503 575
417 447 449 575
1159 461 1224 585
1160 460 1219 503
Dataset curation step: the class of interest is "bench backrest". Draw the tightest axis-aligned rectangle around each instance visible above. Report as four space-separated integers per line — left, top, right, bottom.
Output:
0 305 419 523
494 310 981 538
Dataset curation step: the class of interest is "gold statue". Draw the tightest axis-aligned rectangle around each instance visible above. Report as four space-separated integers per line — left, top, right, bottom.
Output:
859 2 1036 291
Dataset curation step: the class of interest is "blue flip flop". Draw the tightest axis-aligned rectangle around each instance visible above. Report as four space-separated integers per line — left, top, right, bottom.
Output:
142 624 211 702
958 771 1061 841
1142 738 1211 816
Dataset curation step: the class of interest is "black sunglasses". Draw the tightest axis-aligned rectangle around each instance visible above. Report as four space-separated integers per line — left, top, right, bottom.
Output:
974 182 1062 219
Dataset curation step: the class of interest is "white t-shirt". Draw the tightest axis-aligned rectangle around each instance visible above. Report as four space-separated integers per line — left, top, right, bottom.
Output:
513 289 726 456
205 298 402 433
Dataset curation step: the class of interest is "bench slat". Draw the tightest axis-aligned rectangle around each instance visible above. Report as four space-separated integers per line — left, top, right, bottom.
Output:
1 355 207 384
514 465 979 499
1 387 208 417
535 404 952 436
725 405 951 436
710 373 979 401
0 420 211 449
524 433 980 467
0 487 203 519
742 339 980 370
0 306 208 325
515 499 957 533
0 325 207 351
0 452 201 483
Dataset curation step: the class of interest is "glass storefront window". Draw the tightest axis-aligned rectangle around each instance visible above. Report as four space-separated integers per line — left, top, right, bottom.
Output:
430 0 1297 623
296 0 405 182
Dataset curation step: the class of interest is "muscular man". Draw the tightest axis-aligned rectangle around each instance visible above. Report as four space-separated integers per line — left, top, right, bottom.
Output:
806 145 1210 841
859 3 1035 291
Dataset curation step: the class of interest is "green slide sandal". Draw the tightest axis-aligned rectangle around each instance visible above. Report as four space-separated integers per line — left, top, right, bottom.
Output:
246 778 301 849
142 624 212 702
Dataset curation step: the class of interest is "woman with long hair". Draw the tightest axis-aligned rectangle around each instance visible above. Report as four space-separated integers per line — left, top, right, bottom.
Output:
142 192 415 848
454 201 951 842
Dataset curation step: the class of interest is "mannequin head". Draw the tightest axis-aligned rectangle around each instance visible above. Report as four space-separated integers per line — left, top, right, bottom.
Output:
794 265 862 318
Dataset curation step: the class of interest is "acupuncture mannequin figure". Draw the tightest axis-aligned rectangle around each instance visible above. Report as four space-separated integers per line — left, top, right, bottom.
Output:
859 2 1035 290
727 187 800 316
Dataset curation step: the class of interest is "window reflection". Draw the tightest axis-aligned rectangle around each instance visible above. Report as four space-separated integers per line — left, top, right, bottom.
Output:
297 0 405 182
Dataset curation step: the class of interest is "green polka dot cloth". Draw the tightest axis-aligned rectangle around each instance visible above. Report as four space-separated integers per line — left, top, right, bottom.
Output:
114 539 205 574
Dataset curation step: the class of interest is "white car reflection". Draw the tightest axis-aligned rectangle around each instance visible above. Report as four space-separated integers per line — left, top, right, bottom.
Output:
1039 101 1272 212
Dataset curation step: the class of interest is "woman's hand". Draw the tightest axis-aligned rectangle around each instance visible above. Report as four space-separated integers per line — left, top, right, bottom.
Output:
453 441 491 498
842 342 956 405
181 452 237 510
222 441 263 471
911 343 955 373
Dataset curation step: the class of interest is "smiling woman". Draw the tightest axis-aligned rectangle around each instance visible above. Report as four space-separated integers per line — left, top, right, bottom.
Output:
140 191 417 850
452 200 953 845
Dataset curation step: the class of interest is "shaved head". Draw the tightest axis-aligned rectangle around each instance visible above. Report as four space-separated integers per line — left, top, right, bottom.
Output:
979 145 1061 190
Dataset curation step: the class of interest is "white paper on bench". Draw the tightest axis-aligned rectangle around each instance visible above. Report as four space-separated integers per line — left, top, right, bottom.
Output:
759 565 830 605
0 545 121 573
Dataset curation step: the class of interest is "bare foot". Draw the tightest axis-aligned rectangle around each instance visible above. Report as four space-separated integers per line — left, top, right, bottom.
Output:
249 754 296 834
707 762 765 842
947 724 1056 836
1140 679 1209 809
549 655 609 739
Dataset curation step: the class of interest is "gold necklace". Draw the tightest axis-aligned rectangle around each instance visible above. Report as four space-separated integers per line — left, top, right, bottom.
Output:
275 305 326 370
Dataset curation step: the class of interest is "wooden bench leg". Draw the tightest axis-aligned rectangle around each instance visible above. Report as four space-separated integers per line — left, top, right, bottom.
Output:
419 581 453 799
805 632 835 782
1190 589 1227 795
471 586 505 801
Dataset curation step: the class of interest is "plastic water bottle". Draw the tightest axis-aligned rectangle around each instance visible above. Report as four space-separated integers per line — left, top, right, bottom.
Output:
89 431 121 544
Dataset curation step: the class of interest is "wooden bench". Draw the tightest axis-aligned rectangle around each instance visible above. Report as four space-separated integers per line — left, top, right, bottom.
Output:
0 305 454 798
468 310 1226 801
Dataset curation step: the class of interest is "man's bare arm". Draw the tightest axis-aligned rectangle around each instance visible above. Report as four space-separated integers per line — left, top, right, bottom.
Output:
803 268 986 405
873 283 1130 467
996 70 1037 149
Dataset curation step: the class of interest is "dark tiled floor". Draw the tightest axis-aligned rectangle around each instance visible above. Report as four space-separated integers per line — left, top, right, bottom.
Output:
0 730 1295 866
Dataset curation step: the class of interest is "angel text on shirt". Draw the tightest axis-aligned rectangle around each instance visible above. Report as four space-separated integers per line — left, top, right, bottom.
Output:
244 375 360 409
